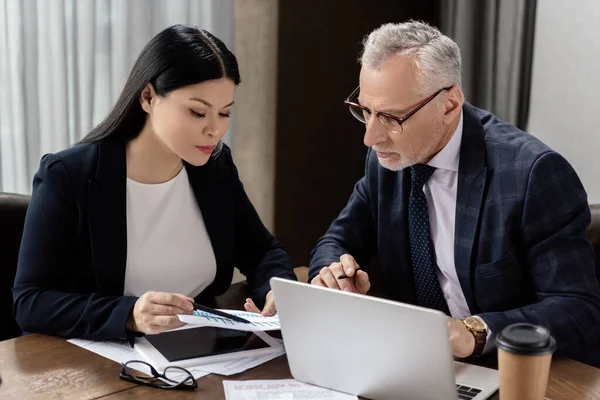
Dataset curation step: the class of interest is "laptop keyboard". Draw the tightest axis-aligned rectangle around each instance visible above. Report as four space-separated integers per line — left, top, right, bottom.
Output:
456 384 482 399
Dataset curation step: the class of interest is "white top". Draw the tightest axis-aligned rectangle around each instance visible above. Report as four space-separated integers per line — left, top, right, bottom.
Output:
424 111 494 353
123 167 217 298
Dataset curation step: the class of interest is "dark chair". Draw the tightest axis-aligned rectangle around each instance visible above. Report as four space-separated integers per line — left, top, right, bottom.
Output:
0 193 30 341
587 204 600 285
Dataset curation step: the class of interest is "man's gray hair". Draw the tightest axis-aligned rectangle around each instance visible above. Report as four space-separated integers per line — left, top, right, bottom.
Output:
361 21 462 95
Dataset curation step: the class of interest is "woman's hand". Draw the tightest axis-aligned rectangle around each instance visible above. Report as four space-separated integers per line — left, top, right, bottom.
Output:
127 291 194 335
244 290 276 316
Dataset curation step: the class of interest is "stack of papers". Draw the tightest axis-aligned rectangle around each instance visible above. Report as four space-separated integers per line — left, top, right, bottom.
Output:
69 310 286 379
68 337 284 379
223 379 358 400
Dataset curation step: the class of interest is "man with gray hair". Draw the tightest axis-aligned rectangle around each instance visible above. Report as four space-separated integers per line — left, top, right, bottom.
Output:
309 20 600 366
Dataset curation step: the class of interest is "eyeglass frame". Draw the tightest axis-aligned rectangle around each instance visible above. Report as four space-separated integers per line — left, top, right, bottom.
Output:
344 85 454 132
119 360 197 391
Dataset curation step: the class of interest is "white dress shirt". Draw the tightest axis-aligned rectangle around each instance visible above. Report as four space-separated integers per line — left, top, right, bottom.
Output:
124 167 217 299
423 112 494 353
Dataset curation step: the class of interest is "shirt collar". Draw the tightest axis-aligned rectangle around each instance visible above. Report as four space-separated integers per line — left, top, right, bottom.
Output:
427 111 463 172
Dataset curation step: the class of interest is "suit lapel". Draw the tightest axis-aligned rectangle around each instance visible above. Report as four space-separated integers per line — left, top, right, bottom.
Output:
454 104 488 314
88 137 128 295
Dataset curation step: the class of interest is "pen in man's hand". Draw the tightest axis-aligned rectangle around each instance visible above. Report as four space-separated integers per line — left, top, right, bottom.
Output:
338 267 362 280
191 302 252 324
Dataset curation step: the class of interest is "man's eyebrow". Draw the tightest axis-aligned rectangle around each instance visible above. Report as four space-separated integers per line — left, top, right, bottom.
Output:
379 107 408 115
357 97 408 115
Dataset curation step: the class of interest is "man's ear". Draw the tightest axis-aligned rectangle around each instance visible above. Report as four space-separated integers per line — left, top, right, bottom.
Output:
140 83 157 114
442 87 464 124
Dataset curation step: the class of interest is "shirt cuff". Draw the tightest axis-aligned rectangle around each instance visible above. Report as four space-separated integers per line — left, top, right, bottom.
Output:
473 316 496 355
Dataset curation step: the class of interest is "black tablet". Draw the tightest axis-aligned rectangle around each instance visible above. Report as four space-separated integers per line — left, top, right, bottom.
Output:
144 326 271 362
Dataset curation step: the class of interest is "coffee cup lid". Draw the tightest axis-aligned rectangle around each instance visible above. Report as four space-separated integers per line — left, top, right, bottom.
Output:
496 323 556 356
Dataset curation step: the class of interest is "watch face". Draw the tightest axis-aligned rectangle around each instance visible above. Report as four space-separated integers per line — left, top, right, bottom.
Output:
465 317 486 330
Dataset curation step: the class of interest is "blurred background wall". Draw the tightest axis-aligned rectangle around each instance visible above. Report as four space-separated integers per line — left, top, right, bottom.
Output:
527 0 600 203
272 0 440 267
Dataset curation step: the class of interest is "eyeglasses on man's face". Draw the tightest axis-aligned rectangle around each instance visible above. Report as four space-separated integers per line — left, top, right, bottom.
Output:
119 360 197 390
344 86 453 133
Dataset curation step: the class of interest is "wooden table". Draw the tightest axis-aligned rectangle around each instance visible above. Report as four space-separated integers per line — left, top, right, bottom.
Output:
1 334 599 400
0 334 136 399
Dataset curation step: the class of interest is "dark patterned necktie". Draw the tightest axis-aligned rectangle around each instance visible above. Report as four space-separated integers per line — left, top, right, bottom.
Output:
408 164 450 314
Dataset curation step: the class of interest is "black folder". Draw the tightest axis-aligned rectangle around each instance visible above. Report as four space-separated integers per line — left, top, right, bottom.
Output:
145 326 270 362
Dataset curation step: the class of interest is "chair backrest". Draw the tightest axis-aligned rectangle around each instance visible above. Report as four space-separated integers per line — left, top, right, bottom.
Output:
0 193 30 341
587 204 600 285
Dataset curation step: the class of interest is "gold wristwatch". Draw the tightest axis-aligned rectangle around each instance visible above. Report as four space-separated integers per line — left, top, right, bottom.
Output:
461 316 488 357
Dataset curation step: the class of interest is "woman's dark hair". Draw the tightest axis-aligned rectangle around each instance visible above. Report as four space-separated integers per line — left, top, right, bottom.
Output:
80 25 241 144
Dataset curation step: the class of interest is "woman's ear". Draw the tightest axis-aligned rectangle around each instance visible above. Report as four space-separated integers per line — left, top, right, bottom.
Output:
139 83 157 114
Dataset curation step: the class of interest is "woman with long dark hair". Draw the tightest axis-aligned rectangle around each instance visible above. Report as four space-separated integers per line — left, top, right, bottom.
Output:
13 25 296 341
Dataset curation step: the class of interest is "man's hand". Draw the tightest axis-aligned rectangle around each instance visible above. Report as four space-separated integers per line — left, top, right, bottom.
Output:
244 290 276 316
127 291 194 335
310 254 370 294
448 318 475 358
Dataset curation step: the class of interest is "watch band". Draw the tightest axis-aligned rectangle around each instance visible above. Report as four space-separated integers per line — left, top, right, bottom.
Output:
462 317 487 357
471 329 487 357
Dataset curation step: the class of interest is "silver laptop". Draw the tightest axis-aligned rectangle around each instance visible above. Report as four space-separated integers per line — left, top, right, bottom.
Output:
270 278 498 400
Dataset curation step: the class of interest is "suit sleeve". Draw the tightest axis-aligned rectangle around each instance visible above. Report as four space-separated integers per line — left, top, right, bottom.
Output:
478 151 600 363
308 150 378 282
13 154 138 341
229 158 296 308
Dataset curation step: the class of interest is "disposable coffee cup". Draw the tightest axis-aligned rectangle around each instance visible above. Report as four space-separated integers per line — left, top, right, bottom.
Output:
496 323 556 400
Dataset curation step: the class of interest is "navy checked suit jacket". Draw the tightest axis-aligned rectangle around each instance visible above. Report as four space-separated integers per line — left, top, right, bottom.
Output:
309 103 600 366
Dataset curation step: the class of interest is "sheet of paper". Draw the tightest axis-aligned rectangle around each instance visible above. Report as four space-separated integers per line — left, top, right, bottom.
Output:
67 338 283 378
68 338 141 365
197 348 285 376
223 379 358 400
178 309 281 331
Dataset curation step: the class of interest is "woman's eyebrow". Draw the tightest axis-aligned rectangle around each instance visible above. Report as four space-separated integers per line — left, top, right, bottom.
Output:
189 98 235 108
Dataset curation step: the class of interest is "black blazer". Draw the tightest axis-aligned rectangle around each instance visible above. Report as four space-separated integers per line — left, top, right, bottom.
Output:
13 136 296 341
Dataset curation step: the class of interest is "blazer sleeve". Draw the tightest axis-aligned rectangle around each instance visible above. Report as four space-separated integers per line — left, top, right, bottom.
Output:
13 154 138 341
229 159 296 308
478 151 600 363
308 150 378 282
